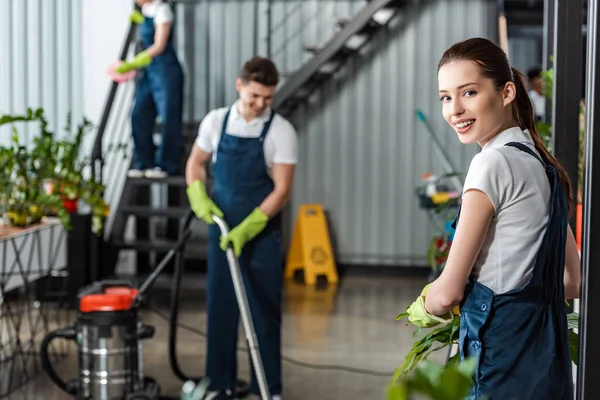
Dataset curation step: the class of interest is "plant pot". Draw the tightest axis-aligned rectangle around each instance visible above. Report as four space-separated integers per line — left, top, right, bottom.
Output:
29 205 45 224
7 210 30 227
576 203 582 253
62 198 78 214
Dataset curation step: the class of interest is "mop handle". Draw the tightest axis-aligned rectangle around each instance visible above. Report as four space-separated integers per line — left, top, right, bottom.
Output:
416 109 464 191
212 215 272 400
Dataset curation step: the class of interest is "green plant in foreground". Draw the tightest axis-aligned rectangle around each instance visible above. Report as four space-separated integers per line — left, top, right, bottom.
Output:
388 356 476 400
389 310 580 399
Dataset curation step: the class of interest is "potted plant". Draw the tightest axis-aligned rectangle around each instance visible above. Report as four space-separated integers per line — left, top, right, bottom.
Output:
0 108 110 235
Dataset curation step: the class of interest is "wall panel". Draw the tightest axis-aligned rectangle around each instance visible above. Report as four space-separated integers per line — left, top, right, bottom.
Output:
0 0 84 146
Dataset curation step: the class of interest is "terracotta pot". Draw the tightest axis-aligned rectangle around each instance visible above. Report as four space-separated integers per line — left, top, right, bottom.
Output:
576 203 582 252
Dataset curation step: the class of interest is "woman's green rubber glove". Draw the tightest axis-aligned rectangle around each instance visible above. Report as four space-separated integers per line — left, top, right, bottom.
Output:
115 51 153 74
220 208 269 257
406 283 455 328
130 10 144 24
186 180 223 225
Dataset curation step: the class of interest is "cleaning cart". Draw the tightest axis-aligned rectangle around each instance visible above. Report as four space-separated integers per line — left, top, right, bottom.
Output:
40 213 271 400
414 109 463 278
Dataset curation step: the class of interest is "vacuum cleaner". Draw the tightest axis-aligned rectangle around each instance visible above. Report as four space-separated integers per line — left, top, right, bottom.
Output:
40 212 272 400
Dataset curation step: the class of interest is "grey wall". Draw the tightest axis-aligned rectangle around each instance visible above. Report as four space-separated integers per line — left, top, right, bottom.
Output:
172 0 498 267
0 0 84 146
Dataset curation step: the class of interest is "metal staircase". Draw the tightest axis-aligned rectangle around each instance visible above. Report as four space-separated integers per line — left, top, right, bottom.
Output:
273 0 407 117
97 0 412 276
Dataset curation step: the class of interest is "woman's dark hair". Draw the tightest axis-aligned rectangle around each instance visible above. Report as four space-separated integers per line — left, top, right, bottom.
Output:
438 37 573 213
240 56 279 87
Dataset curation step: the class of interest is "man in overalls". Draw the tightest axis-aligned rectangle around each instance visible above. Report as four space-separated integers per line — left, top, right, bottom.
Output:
185 57 298 400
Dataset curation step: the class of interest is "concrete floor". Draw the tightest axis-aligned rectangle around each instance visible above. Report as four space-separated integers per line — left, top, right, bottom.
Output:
2 268 443 400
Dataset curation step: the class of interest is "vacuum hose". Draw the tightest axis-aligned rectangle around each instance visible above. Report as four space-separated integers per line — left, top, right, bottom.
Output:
168 209 194 382
40 327 78 395
168 210 250 397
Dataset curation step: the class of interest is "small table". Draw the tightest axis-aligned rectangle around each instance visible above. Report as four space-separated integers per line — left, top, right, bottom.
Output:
0 218 69 397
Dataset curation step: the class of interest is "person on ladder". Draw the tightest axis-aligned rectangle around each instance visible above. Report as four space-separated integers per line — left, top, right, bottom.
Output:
185 56 298 400
113 0 184 179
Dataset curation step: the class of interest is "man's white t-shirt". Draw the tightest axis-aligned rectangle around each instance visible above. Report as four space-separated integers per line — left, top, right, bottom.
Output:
462 127 551 294
195 101 298 175
141 0 173 24
528 89 546 120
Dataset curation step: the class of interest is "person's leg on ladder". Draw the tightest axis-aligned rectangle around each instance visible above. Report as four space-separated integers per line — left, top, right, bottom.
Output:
156 69 183 175
130 73 157 176
206 225 240 398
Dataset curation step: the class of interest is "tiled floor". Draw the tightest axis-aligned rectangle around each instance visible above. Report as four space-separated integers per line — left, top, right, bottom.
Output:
3 268 443 400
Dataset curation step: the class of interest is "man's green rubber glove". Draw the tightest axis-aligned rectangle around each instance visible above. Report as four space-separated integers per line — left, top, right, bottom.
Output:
129 10 144 24
115 50 153 74
186 180 223 225
220 208 269 257
406 283 454 328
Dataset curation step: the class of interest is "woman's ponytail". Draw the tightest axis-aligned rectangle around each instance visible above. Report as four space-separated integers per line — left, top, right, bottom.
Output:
510 67 574 214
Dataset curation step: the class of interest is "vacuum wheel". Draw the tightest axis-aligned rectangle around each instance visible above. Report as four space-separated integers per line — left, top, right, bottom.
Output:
236 379 250 398
126 377 160 400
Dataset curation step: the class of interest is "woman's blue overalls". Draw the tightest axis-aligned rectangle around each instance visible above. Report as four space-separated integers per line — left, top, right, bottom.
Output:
131 2 184 174
455 142 573 400
205 108 283 397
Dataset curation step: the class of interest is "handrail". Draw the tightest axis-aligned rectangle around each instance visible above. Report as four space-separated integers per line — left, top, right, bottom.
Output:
90 3 140 181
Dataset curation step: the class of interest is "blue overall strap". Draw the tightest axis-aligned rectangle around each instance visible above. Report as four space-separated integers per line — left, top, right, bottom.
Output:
221 108 232 136
504 141 568 302
259 110 276 140
220 108 274 138
503 141 547 167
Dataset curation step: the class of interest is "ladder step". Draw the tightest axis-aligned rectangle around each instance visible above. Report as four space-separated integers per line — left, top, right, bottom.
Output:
113 239 207 257
121 206 188 218
127 175 187 186
303 44 326 54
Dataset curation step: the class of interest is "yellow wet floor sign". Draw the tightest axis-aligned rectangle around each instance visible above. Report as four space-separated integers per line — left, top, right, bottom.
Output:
285 204 338 285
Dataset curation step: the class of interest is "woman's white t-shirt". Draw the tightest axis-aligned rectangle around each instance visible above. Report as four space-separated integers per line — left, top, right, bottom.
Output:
141 0 173 24
462 127 551 294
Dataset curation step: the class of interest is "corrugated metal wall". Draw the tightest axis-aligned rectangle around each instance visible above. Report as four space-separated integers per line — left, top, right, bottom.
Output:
286 0 498 266
172 0 367 121
0 0 84 146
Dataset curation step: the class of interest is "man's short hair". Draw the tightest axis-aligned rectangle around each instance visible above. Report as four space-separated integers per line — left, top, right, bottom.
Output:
527 67 542 81
240 56 279 87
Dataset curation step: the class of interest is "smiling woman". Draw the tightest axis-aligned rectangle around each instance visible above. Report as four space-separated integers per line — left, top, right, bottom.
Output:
404 37 581 400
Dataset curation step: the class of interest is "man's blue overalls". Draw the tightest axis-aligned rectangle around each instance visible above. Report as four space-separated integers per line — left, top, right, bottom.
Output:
131 3 184 174
455 142 573 400
206 108 283 397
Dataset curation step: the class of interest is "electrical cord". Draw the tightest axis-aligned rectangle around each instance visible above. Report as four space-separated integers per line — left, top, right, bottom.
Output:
145 303 393 378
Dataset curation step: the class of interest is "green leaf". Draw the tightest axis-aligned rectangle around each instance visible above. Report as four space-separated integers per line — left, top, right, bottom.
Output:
446 352 461 368
386 381 409 400
390 359 476 400
569 329 579 366
397 311 409 321
567 312 579 331
393 317 460 380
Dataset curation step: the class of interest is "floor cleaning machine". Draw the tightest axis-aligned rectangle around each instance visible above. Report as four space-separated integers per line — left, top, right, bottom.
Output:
40 212 271 400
